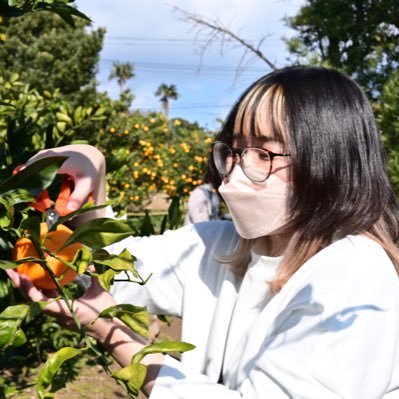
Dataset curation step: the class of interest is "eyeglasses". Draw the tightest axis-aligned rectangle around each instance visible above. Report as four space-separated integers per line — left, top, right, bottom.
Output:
212 141 290 182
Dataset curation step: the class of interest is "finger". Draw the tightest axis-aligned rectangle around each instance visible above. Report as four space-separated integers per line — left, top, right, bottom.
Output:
88 265 96 273
65 175 95 211
5 268 22 289
6 269 48 302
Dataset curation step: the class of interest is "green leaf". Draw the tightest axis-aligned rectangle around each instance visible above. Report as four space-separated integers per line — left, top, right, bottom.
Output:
73 105 84 123
55 112 72 125
0 101 15 107
0 304 29 348
139 210 155 236
159 214 168 235
71 246 92 275
94 106 107 116
98 304 149 337
51 201 111 231
96 267 118 291
4 188 33 206
112 363 147 397
132 341 195 364
21 215 41 243
56 121 66 133
167 196 182 230
92 248 110 262
0 198 13 229
0 303 45 349
93 248 136 273
0 259 19 270
61 218 137 250
0 156 67 196
0 328 26 348
36 347 82 399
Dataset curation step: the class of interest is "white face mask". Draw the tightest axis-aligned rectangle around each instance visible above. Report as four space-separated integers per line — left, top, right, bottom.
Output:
218 165 290 239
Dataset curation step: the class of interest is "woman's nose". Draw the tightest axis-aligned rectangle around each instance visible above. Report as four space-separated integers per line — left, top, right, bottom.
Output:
233 152 241 165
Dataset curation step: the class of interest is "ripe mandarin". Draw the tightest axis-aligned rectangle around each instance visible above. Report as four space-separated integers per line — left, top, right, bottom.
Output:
12 222 83 290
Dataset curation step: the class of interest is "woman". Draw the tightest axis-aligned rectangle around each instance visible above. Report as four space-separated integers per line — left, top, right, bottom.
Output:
8 66 399 398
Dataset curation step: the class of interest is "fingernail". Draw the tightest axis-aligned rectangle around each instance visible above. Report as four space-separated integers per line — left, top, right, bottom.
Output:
66 201 79 211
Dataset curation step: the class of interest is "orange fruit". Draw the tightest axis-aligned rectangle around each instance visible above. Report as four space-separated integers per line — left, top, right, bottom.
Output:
12 222 83 290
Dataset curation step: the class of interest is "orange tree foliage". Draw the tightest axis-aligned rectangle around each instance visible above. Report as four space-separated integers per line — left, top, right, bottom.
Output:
96 110 215 214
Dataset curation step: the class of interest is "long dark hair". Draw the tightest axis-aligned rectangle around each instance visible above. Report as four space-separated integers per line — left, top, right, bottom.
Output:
211 66 399 288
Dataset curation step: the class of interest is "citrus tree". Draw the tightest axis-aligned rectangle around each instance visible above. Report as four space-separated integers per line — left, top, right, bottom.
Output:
0 4 195 396
95 110 215 215
0 158 193 398
0 73 109 169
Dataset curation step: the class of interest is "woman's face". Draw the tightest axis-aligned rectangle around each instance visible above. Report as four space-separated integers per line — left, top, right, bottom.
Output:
231 134 291 183
230 83 292 184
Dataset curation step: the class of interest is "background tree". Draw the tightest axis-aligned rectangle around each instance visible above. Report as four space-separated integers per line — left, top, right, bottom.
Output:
176 1 399 193
0 11 104 105
375 70 399 191
286 0 399 98
0 0 89 26
285 0 399 194
108 61 135 93
155 83 179 117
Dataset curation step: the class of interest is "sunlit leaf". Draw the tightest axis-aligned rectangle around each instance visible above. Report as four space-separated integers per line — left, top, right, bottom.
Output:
0 304 29 348
93 248 136 273
98 304 149 337
61 218 137 250
0 101 15 107
55 112 72 125
97 268 118 291
112 363 147 397
0 259 19 270
71 246 92 275
132 341 195 364
36 347 82 399
0 198 13 229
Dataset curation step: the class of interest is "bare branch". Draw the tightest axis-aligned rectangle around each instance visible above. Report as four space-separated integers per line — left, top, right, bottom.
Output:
172 5 278 72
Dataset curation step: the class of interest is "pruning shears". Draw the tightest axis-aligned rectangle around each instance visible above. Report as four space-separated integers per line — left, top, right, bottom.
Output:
13 164 78 229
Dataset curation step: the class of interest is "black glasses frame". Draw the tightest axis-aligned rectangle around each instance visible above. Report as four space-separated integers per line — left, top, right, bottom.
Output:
212 141 290 182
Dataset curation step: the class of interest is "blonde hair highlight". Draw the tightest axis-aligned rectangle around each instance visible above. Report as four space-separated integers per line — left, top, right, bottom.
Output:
233 83 287 143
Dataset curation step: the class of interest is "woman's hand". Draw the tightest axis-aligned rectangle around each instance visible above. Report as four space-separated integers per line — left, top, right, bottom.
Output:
27 144 107 216
6 268 164 395
6 268 116 334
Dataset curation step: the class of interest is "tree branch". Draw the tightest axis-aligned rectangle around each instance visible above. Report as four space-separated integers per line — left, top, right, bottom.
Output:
172 6 278 72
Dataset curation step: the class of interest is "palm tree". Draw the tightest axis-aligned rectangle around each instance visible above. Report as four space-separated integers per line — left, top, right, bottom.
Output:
155 83 179 117
108 61 135 93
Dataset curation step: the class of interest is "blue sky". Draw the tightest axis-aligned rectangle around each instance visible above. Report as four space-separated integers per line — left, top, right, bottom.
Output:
76 0 304 130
